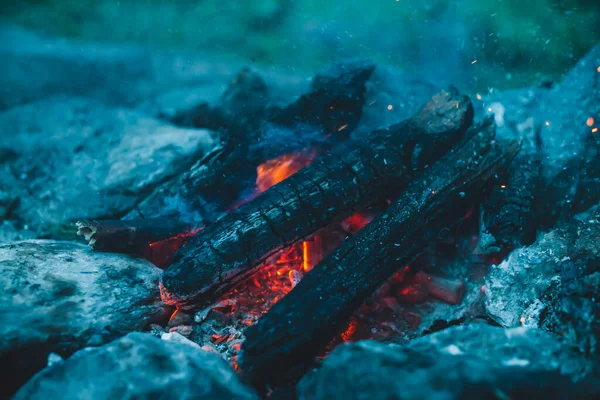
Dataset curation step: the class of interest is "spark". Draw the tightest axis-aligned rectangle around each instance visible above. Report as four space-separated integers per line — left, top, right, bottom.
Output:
500 185 506 189
338 124 348 131
587 117 595 127
302 241 309 271
597 66 600 73
387 104 393 111
520 317 525 324
476 94 482 100
472 60 478 64
593 128 599 133
545 121 550 126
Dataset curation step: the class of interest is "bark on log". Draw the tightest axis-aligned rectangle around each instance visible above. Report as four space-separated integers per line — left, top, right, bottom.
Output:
76 218 194 253
128 65 375 223
239 120 518 387
479 120 542 252
160 89 474 305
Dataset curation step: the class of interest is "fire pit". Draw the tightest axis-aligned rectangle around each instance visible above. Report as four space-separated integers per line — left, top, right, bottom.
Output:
1 23 600 400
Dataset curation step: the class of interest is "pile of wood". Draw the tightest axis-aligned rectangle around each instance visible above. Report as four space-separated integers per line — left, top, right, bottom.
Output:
77 70 520 390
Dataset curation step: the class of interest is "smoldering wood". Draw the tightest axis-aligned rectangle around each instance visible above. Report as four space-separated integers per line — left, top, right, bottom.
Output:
480 121 542 251
76 219 194 253
160 89 474 305
128 64 376 223
481 152 541 250
239 121 518 387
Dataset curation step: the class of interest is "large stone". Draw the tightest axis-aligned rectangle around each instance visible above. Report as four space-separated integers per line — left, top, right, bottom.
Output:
0 96 216 239
14 332 258 400
0 240 171 396
298 324 600 400
484 206 600 357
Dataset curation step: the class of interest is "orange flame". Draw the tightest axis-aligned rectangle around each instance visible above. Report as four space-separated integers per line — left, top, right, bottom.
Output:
256 151 316 193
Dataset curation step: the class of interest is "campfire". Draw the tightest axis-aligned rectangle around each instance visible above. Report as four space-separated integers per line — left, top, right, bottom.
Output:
5 37 600 399
76 74 519 388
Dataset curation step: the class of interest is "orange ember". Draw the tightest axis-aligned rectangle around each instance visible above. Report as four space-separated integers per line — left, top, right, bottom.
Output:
145 228 201 268
256 151 316 193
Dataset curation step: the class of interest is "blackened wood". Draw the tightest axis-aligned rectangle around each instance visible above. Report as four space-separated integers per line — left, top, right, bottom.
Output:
480 121 542 251
239 121 518 387
129 65 375 223
76 218 194 253
481 151 541 250
267 63 375 137
160 89 474 305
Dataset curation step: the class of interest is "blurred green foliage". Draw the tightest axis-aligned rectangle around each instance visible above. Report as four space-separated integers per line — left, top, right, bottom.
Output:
2 0 599 89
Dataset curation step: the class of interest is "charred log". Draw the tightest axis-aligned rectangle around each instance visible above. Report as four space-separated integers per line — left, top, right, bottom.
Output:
76 218 195 253
239 121 518 387
479 120 542 252
128 65 375 223
160 89 474 305
267 63 375 137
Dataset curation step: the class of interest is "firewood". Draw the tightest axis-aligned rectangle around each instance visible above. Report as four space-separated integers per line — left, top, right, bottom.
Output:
479 121 542 251
160 89 474 306
76 218 195 253
130 65 376 223
239 120 518 387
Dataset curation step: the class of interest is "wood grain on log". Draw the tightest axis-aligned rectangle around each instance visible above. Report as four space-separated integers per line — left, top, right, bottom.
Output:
129 65 375 223
239 120 518 387
160 89 474 305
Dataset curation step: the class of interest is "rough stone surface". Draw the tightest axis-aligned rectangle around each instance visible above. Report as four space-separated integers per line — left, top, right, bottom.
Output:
485 206 600 357
0 240 171 396
298 324 600 400
14 332 258 400
0 97 216 239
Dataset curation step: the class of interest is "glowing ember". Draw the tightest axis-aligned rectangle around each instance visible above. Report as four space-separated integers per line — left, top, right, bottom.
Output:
256 151 316 193
587 117 595 127
145 228 201 268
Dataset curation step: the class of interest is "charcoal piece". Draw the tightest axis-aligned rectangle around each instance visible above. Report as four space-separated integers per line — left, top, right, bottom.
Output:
161 89 474 306
269 63 375 137
239 121 517 387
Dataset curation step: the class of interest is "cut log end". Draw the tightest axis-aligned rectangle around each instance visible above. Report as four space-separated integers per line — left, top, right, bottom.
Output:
412 89 474 135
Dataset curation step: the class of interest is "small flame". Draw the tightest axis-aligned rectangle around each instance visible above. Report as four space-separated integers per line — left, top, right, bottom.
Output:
256 151 316 193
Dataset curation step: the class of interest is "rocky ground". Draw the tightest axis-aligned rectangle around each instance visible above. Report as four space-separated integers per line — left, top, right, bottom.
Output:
1 24 599 399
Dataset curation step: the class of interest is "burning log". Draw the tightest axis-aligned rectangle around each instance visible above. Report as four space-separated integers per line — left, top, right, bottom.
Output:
160 89 475 305
479 121 542 251
130 65 376 222
239 120 518 387
76 218 196 253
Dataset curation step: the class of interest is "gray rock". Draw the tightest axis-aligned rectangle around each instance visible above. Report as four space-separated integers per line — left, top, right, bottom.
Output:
0 240 171 396
298 324 600 400
484 207 600 356
0 97 216 239
14 332 258 400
